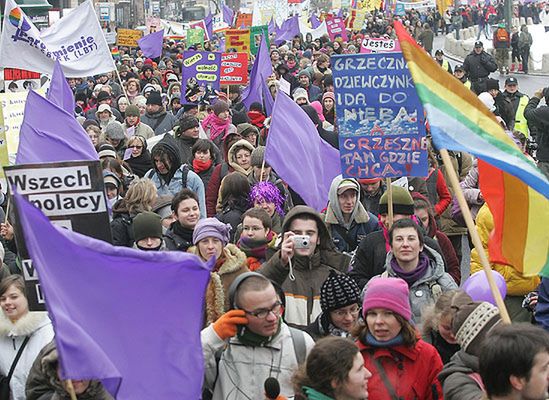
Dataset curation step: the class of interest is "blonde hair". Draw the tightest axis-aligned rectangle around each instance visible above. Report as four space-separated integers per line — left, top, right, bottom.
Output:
127 136 145 147
124 178 157 214
422 289 463 336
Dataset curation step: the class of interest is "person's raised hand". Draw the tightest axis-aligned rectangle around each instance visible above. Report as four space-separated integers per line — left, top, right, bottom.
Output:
213 309 248 340
280 231 295 266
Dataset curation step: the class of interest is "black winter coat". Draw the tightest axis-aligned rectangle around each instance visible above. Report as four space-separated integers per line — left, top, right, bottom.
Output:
525 97 549 162
463 51 498 81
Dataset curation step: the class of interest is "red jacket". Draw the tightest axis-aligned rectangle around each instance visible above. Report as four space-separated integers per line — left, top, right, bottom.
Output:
357 338 443 400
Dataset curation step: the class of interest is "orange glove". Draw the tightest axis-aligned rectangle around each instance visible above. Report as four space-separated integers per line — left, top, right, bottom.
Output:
213 309 248 340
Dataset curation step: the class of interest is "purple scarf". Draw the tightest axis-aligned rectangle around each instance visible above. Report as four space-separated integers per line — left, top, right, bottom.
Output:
390 252 430 286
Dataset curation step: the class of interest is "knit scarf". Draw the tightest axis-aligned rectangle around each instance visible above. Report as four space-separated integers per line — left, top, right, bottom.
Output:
237 230 275 261
247 110 266 129
237 318 281 347
302 387 334 400
202 112 231 142
192 158 213 174
171 221 194 243
127 150 152 177
363 332 405 348
390 253 430 286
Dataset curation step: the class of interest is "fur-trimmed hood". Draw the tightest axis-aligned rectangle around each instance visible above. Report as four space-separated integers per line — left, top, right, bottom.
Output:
0 311 51 338
188 243 247 275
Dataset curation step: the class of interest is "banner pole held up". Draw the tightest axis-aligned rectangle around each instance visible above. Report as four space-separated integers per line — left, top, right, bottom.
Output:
439 149 511 323
65 379 78 400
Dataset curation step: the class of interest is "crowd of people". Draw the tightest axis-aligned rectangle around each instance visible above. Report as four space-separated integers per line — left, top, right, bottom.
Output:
0 3 549 400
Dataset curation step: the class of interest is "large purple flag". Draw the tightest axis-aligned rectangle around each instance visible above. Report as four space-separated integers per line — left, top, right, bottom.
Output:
16 91 98 164
47 60 74 115
310 13 321 29
274 15 300 45
14 192 213 400
204 13 214 40
265 92 340 211
261 78 274 116
268 17 277 34
242 34 272 111
137 29 164 59
222 4 234 26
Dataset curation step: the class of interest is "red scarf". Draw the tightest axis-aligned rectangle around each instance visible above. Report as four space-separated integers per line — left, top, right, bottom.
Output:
126 116 141 127
247 111 266 129
192 158 212 174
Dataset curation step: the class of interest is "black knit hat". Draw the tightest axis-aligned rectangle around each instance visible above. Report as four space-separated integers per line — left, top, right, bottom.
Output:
378 185 414 215
132 212 163 242
96 91 111 102
178 114 199 133
146 91 163 106
320 271 361 312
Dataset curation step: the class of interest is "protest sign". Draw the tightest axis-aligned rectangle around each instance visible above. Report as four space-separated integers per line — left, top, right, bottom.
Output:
347 9 367 30
250 25 269 55
326 17 348 41
181 51 221 103
358 0 383 10
332 53 428 179
220 53 248 85
116 28 143 47
5 160 111 311
190 20 210 41
186 28 205 47
360 37 402 53
225 29 251 53
3 68 41 93
146 16 161 33
235 12 253 28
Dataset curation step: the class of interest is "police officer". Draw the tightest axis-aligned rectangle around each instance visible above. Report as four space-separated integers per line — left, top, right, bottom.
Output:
501 77 530 136
434 49 452 73
453 64 471 89
464 41 498 94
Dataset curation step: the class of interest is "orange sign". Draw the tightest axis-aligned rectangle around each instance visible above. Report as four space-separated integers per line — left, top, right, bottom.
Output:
234 12 252 28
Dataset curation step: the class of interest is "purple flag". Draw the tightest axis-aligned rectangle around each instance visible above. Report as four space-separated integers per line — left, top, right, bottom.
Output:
336 8 343 17
265 92 340 211
13 192 213 400
268 17 276 34
47 60 74 115
274 15 300 45
16 91 98 164
261 78 274 116
137 29 164 59
222 4 234 26
242 34 272 110
310 13 321 29
204 13 214 40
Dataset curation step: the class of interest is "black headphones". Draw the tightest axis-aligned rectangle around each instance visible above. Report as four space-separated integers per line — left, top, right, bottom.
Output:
228 272 267 309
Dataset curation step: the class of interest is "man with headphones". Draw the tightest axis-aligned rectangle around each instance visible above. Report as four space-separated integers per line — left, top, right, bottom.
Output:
201 272 314 400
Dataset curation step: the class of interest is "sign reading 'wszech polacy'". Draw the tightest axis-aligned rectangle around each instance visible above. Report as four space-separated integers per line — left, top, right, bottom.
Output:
5 160 112 311
333 53 428 179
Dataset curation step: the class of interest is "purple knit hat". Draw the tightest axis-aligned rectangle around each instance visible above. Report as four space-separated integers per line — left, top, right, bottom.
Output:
362 277 412 321
248 181 285 217
192 218 231 246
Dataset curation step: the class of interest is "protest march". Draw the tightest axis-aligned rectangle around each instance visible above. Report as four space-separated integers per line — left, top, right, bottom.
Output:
1 0 549 399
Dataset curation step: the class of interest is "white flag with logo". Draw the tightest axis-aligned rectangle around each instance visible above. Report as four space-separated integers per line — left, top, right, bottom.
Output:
0 0 115 77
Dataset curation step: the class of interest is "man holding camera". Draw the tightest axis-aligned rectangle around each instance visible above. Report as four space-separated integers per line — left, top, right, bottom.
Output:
525 88 549 178
464 41 498 94
259 206 350 328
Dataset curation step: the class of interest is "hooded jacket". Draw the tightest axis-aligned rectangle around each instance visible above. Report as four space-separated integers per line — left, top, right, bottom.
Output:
324 176 379 254
259 206 351 328
438 350 484 400
25 341 113 400
145 134 206 217
382 246 458 324
0 312 55 400
140 106 177 136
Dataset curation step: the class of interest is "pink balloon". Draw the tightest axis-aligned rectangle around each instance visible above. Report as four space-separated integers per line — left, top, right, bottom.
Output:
462 271 507 305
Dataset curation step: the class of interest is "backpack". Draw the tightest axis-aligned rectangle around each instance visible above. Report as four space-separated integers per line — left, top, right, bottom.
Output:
496 28 509 43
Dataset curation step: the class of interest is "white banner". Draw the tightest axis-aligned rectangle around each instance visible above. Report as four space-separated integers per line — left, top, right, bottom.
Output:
299 19 328 39
0 0 115 77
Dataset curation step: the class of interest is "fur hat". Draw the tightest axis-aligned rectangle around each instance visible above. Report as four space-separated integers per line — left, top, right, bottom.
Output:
379 186 414 215
146 91 163 106
132 212 163 242
320 270 361 312
362 277 412 321
193 218 231 246
104 121 126 140
125 105 140 117
212 100 229 116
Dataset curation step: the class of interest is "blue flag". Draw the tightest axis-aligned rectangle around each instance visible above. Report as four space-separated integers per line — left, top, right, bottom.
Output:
16 91 98 164
222 4 234 26
47 60 75 115
13 192 213 400
137 29 164 59
242 34 272 111
265 92 340 211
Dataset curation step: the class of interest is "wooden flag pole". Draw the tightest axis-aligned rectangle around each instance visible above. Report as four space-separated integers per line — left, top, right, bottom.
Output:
4 195 9 224
259 159 266 183
114 67 129 101
385 178 394 228
65 379 78 400
439 149 511 324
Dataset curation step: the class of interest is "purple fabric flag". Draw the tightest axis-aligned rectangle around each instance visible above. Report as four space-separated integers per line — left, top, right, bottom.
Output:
16 91 98 164
274 15 300 45
261 78 274 116
13 192 213 400
137 29 164 59
47 60 74 115
310 13 321 29
336 8 343 17
222 4 234 26
204 13 214 41
242 34 272 110
268 17 276 34
265 92 340 211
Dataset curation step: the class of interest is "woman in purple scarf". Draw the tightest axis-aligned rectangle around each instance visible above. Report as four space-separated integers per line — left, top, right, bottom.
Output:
379 218 458 326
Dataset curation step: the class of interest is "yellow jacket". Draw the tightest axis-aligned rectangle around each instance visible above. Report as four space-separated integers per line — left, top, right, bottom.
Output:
470 204 540 296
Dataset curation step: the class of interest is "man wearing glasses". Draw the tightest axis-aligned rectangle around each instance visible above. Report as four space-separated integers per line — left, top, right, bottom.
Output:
201 273 314 400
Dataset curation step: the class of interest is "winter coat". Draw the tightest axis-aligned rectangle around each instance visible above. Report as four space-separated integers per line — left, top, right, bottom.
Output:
206 163 234 217
422 330 460 364
25 341 113 400
0 312 54 400
201 322 314 400
188 244 249 325
463 51 498 81
121 121 155 140
460 159 484 221
259 206 351 328
215 199 249 243
109 199 136 247
163 222 193 252
470 204 540 295
323 176 379 254
525 97 549 162
381 246 458 324
357 337 444 400
140 108 177 136
438 350 484 400
535 278 549 330
349 230 445 289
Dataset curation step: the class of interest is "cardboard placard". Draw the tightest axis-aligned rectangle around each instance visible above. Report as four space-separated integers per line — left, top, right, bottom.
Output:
235 12 253 28
181 51 221 103
116 28 143 47
220 52 248 85
250 25 269 55
225 29 251 54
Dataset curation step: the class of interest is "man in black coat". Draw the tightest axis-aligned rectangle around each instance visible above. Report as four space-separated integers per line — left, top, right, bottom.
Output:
464 41 498 94
525 87 549 178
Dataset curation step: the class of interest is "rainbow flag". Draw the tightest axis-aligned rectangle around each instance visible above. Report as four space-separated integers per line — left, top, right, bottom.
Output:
394 21 549 277
111 47 120 60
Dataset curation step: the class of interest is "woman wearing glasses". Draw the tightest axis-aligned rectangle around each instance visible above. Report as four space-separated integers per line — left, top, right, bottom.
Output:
305 271 362 341
125 136 152 178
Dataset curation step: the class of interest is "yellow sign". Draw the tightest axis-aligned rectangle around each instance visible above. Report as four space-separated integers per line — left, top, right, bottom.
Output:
225 29 251 54
359 0 382 11
116 29 143 47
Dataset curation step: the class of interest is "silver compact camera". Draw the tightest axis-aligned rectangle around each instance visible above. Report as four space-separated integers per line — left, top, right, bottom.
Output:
292 235 311 249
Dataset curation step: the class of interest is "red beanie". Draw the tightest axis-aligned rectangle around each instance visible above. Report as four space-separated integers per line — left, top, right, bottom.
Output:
362 277 412 321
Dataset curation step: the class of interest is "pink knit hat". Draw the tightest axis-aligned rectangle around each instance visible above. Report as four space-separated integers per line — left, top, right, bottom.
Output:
310 101 325 122
362 277 412 321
